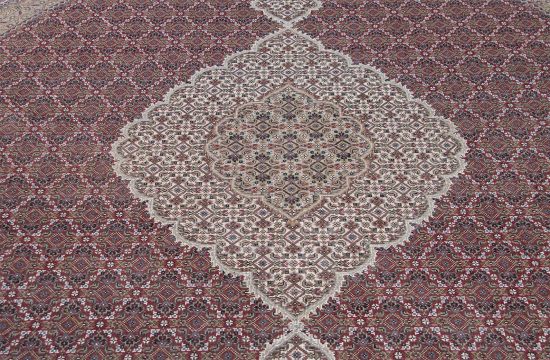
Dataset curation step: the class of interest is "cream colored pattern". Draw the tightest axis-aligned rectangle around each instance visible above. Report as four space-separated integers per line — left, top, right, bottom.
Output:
525 0 550 12
113 29 467 360
112 1 469 358
0 0 66 35
251 0 321 24
266 334 329 360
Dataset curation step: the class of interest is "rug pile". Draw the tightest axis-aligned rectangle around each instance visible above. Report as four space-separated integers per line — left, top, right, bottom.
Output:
0 1 548 359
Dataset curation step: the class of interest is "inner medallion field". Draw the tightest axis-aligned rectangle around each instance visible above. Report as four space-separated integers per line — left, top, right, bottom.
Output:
207 86 372 220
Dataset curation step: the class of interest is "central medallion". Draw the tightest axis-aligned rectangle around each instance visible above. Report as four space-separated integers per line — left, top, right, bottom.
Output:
207 86 372 220
113 30 466 327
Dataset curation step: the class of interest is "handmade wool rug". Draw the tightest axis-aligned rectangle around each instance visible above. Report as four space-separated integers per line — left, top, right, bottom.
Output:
0 0 548 359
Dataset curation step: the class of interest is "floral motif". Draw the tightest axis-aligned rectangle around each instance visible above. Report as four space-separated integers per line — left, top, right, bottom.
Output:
207 86 372 219
0 0 547 359
252 0 321 23
299 0 549 358
114 30 466 321
0 1 287 359
266 335 329 359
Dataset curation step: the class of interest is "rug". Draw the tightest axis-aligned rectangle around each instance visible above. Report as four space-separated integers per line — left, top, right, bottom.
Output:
0 1 548 359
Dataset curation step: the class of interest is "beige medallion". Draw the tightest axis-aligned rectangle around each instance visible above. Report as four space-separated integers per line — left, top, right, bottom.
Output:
113 2 467 355
113 29 466 320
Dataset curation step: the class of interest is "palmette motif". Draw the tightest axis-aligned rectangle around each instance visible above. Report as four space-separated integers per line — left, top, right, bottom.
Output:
113 2 467 358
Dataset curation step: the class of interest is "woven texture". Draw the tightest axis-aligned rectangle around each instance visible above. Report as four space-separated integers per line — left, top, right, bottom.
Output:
0 1 548 359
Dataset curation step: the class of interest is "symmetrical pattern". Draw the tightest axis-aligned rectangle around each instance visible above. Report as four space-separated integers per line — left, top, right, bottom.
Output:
267 335 328 360
299 0 549 358
252 0 321 23
0 0 548 359
0 1 289 358
114 27 466 334
207 86 372 219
